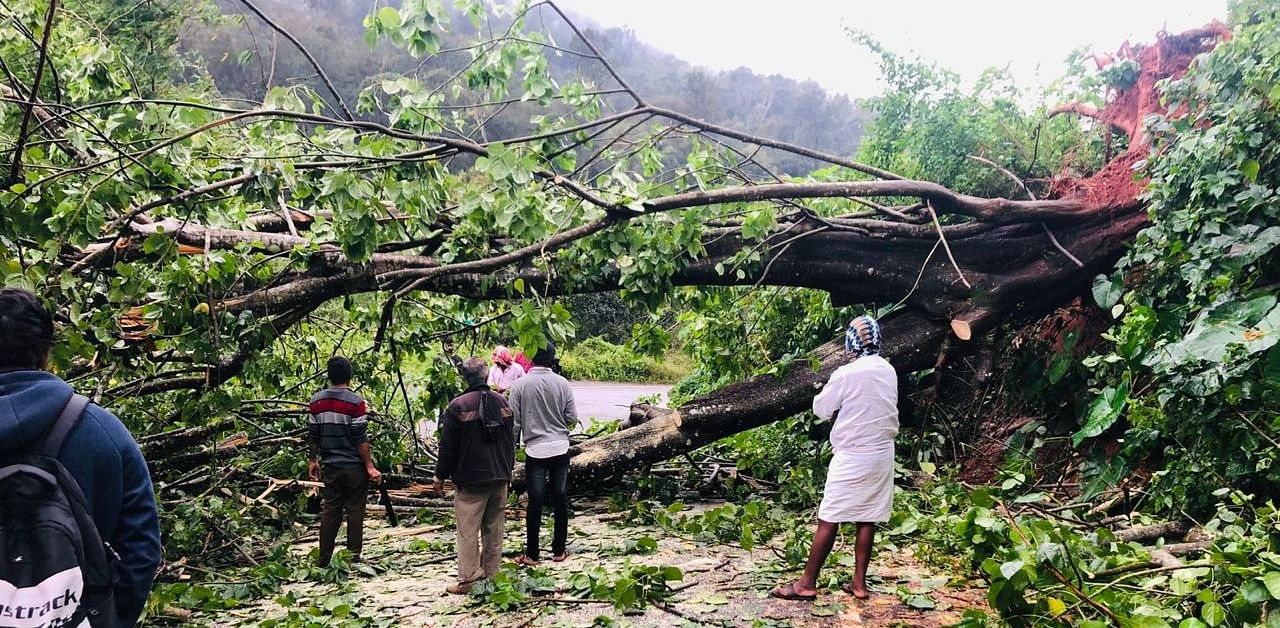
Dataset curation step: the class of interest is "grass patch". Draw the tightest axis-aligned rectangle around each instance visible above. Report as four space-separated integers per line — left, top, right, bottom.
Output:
560 337 692 384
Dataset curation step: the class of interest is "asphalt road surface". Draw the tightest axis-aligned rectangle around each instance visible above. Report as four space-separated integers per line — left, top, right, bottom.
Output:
570 381 672 428
417 381 672 439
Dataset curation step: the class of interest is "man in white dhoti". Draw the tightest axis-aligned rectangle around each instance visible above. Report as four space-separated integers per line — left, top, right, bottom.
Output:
772 315 898 601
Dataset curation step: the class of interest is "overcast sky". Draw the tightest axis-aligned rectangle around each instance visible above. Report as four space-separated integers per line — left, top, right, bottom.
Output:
552 0 1227 99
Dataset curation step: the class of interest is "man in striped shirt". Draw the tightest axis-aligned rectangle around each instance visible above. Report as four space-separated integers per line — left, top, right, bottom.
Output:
307 356 382 567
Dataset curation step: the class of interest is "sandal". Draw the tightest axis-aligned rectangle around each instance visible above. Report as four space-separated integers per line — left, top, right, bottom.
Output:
514 555 540 567
552 551 569 562
770 582 816 601
841 582 870 600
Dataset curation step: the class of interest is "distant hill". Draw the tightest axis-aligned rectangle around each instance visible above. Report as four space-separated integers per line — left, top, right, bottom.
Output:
181 0 868 176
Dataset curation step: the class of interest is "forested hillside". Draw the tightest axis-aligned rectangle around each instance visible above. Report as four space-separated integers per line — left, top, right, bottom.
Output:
181 0 868 175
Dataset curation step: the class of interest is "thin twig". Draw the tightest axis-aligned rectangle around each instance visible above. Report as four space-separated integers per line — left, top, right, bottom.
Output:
893 238 943 309
753 226 830 288
1041 223 1086 268
1237 412 1280 450
233 0 354 120
543 1 644 104
926 201 972 289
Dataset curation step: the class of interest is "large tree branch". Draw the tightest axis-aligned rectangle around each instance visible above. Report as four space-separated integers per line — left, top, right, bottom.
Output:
109 301 319 397
7 0 58 184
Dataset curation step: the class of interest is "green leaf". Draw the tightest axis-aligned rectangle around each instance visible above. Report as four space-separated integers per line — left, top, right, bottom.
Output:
810 605 837 617
1126 616 1172 628
1241 578 1270 603
1072 377 1130 446
377 6 401 30
1262 572 1280 599
998 559 1024 579
1092 273 1124 309
1241 159 1261 182
1201 601 1226 626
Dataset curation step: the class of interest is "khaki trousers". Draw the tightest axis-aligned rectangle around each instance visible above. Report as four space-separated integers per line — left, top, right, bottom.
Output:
454 481 508 583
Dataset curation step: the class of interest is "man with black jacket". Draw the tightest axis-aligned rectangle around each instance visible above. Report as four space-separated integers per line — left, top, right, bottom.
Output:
433 357 516 594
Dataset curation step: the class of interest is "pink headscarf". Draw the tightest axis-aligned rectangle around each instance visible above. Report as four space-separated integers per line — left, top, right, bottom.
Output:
491 346 514 367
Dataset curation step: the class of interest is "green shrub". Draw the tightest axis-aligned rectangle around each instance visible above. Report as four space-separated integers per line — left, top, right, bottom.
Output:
560 337 691 384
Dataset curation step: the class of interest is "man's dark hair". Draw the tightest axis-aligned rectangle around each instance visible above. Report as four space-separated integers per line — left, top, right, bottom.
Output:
460 357 488 388
532 340 558 368
327 356 353 385
0 287 55 370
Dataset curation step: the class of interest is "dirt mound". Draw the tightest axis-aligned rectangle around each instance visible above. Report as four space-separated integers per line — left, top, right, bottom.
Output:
1049 23 1229 209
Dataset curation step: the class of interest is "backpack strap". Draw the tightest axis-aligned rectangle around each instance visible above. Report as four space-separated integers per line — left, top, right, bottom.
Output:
40 393 89 457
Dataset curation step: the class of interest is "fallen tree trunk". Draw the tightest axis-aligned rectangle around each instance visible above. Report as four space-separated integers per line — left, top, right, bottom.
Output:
555 310 948 488
515 206 1148 489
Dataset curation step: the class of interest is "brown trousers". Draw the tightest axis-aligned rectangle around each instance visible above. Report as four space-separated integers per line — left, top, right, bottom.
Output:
454 481 508 583
318 465 368 567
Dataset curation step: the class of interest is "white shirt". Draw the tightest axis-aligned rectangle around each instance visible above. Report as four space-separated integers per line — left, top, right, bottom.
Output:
813 355 899 455
487 363 525 393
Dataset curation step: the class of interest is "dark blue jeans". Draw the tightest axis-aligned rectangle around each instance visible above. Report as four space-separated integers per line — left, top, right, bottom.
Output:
525 453 570 559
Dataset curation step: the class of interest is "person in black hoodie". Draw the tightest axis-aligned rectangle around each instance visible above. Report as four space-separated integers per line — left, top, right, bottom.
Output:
0 287 161 626
433 357 516 594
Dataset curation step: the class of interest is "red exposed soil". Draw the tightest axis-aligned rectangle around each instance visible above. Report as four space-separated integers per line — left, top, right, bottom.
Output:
1049 23 1229 209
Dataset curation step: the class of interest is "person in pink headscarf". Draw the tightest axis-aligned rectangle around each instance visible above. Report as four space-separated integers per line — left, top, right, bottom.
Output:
487 346 526 394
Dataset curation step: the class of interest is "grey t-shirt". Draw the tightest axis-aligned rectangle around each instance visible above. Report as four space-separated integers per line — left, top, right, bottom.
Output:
507 367 577 459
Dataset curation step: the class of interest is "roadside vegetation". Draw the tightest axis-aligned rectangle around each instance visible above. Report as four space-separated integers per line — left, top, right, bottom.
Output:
560 337 693 384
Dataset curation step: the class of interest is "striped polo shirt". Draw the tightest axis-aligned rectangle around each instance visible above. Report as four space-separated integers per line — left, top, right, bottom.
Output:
308 387 369 467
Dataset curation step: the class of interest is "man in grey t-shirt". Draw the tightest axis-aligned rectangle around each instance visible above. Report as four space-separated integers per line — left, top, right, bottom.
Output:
508 341 577 564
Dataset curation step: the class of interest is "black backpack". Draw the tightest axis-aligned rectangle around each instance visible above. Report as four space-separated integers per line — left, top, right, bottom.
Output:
476 390 511 443
0 394 119 627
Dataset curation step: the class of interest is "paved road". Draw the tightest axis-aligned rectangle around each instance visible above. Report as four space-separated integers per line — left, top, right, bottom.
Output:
417 381 671 439
570 381 672 428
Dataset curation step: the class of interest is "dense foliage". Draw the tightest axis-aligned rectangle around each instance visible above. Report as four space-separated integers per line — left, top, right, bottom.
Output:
559 336 690 384
1073 0 1280 511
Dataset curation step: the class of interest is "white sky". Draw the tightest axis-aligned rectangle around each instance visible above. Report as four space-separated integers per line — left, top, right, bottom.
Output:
552 0 1227 98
